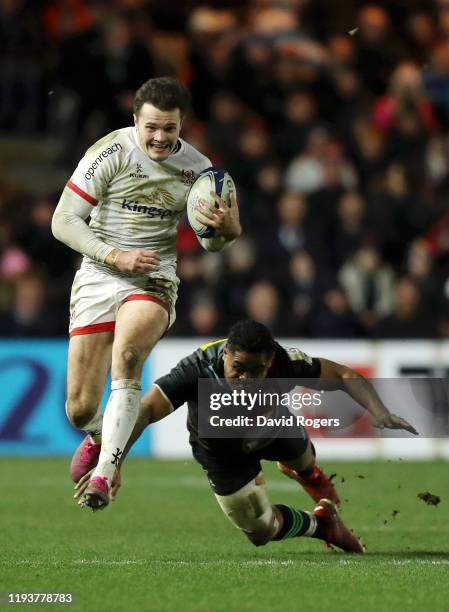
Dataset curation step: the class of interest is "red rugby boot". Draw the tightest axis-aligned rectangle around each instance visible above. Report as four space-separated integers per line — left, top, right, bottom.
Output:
277 463 341 507
313 498 364 554
79 476 109 512
70 435 101 483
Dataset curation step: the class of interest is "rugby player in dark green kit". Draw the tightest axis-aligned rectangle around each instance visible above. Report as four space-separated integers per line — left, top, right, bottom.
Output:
75 320 417 553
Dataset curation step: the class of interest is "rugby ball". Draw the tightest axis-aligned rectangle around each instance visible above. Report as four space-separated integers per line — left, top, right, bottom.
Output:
186 167 236 238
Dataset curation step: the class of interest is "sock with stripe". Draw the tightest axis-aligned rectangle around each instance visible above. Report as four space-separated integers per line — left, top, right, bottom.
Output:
272 504 324 540
91 379 141 485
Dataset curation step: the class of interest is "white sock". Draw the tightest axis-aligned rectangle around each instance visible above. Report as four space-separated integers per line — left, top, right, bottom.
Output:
65 401 103 443
91 379 141 485
84 409 103 444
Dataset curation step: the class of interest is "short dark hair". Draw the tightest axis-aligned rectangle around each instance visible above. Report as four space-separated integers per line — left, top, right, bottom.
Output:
133 77 191 117
227 320 276 355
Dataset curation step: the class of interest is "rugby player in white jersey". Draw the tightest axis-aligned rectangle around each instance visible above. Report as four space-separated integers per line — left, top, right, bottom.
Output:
52 77 241 510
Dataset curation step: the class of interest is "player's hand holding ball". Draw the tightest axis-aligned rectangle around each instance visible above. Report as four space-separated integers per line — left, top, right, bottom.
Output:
187 167 242 244
198 190 241 240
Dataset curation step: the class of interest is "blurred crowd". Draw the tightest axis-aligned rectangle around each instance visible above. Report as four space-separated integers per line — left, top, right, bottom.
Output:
1 0 449 339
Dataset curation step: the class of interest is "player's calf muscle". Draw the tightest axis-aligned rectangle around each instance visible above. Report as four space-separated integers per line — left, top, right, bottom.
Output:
66 334 112 425
243 511 279 547
245 530 272 547
66 368 110 427
66 396 99 428
229 506 279 547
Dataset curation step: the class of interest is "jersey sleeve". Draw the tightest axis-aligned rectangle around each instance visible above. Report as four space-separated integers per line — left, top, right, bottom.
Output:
66 131 124 206
283 346 322 378
153 358 199 410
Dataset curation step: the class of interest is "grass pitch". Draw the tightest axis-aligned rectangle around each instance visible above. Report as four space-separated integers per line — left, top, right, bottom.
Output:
1 458 449 611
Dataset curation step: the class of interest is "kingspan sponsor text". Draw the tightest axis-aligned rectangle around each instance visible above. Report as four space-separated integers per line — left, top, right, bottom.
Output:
121 200 175 218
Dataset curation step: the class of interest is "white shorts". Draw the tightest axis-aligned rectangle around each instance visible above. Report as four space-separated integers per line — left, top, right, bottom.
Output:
68 266 178 337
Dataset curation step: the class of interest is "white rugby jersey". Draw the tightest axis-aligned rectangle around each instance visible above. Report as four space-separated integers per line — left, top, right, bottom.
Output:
67 126 211 281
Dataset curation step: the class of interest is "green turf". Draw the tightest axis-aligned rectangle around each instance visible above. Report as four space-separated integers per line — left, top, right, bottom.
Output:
1 458 449 611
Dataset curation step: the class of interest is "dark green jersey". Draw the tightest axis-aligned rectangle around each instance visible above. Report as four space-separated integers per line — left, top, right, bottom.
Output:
154 339 321 455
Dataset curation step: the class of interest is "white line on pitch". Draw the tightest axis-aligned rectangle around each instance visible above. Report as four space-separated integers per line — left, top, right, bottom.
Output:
5 558 449 567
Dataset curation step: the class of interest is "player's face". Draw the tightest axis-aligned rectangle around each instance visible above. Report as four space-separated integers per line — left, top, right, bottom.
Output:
223 346 274 380
134 103 182 161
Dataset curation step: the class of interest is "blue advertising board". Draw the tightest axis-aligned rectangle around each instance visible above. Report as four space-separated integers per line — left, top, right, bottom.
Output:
0 340 151 455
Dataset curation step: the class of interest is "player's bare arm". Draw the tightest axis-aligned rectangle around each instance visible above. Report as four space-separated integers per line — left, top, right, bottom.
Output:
313 358 418 435
195 191 242 240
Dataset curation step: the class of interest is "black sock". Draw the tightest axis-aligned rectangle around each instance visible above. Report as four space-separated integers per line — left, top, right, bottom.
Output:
312 517 327 541
272 504 313 540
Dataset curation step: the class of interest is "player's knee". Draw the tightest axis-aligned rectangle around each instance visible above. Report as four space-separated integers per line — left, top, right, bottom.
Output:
244 527 273 547
66 396 97 429
216 478 276 547
115 344 141 373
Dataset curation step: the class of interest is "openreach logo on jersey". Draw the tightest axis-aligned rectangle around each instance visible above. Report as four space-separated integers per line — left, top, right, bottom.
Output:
84 143 122 180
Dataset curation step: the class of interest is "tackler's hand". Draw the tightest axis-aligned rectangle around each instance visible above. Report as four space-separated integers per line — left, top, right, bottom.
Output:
373 412 419 436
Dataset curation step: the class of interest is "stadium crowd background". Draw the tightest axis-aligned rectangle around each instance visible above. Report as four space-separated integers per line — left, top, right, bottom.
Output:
0 0 449 340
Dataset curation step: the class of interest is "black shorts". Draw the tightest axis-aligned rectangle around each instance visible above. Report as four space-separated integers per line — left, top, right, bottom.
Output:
191 436 310 496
